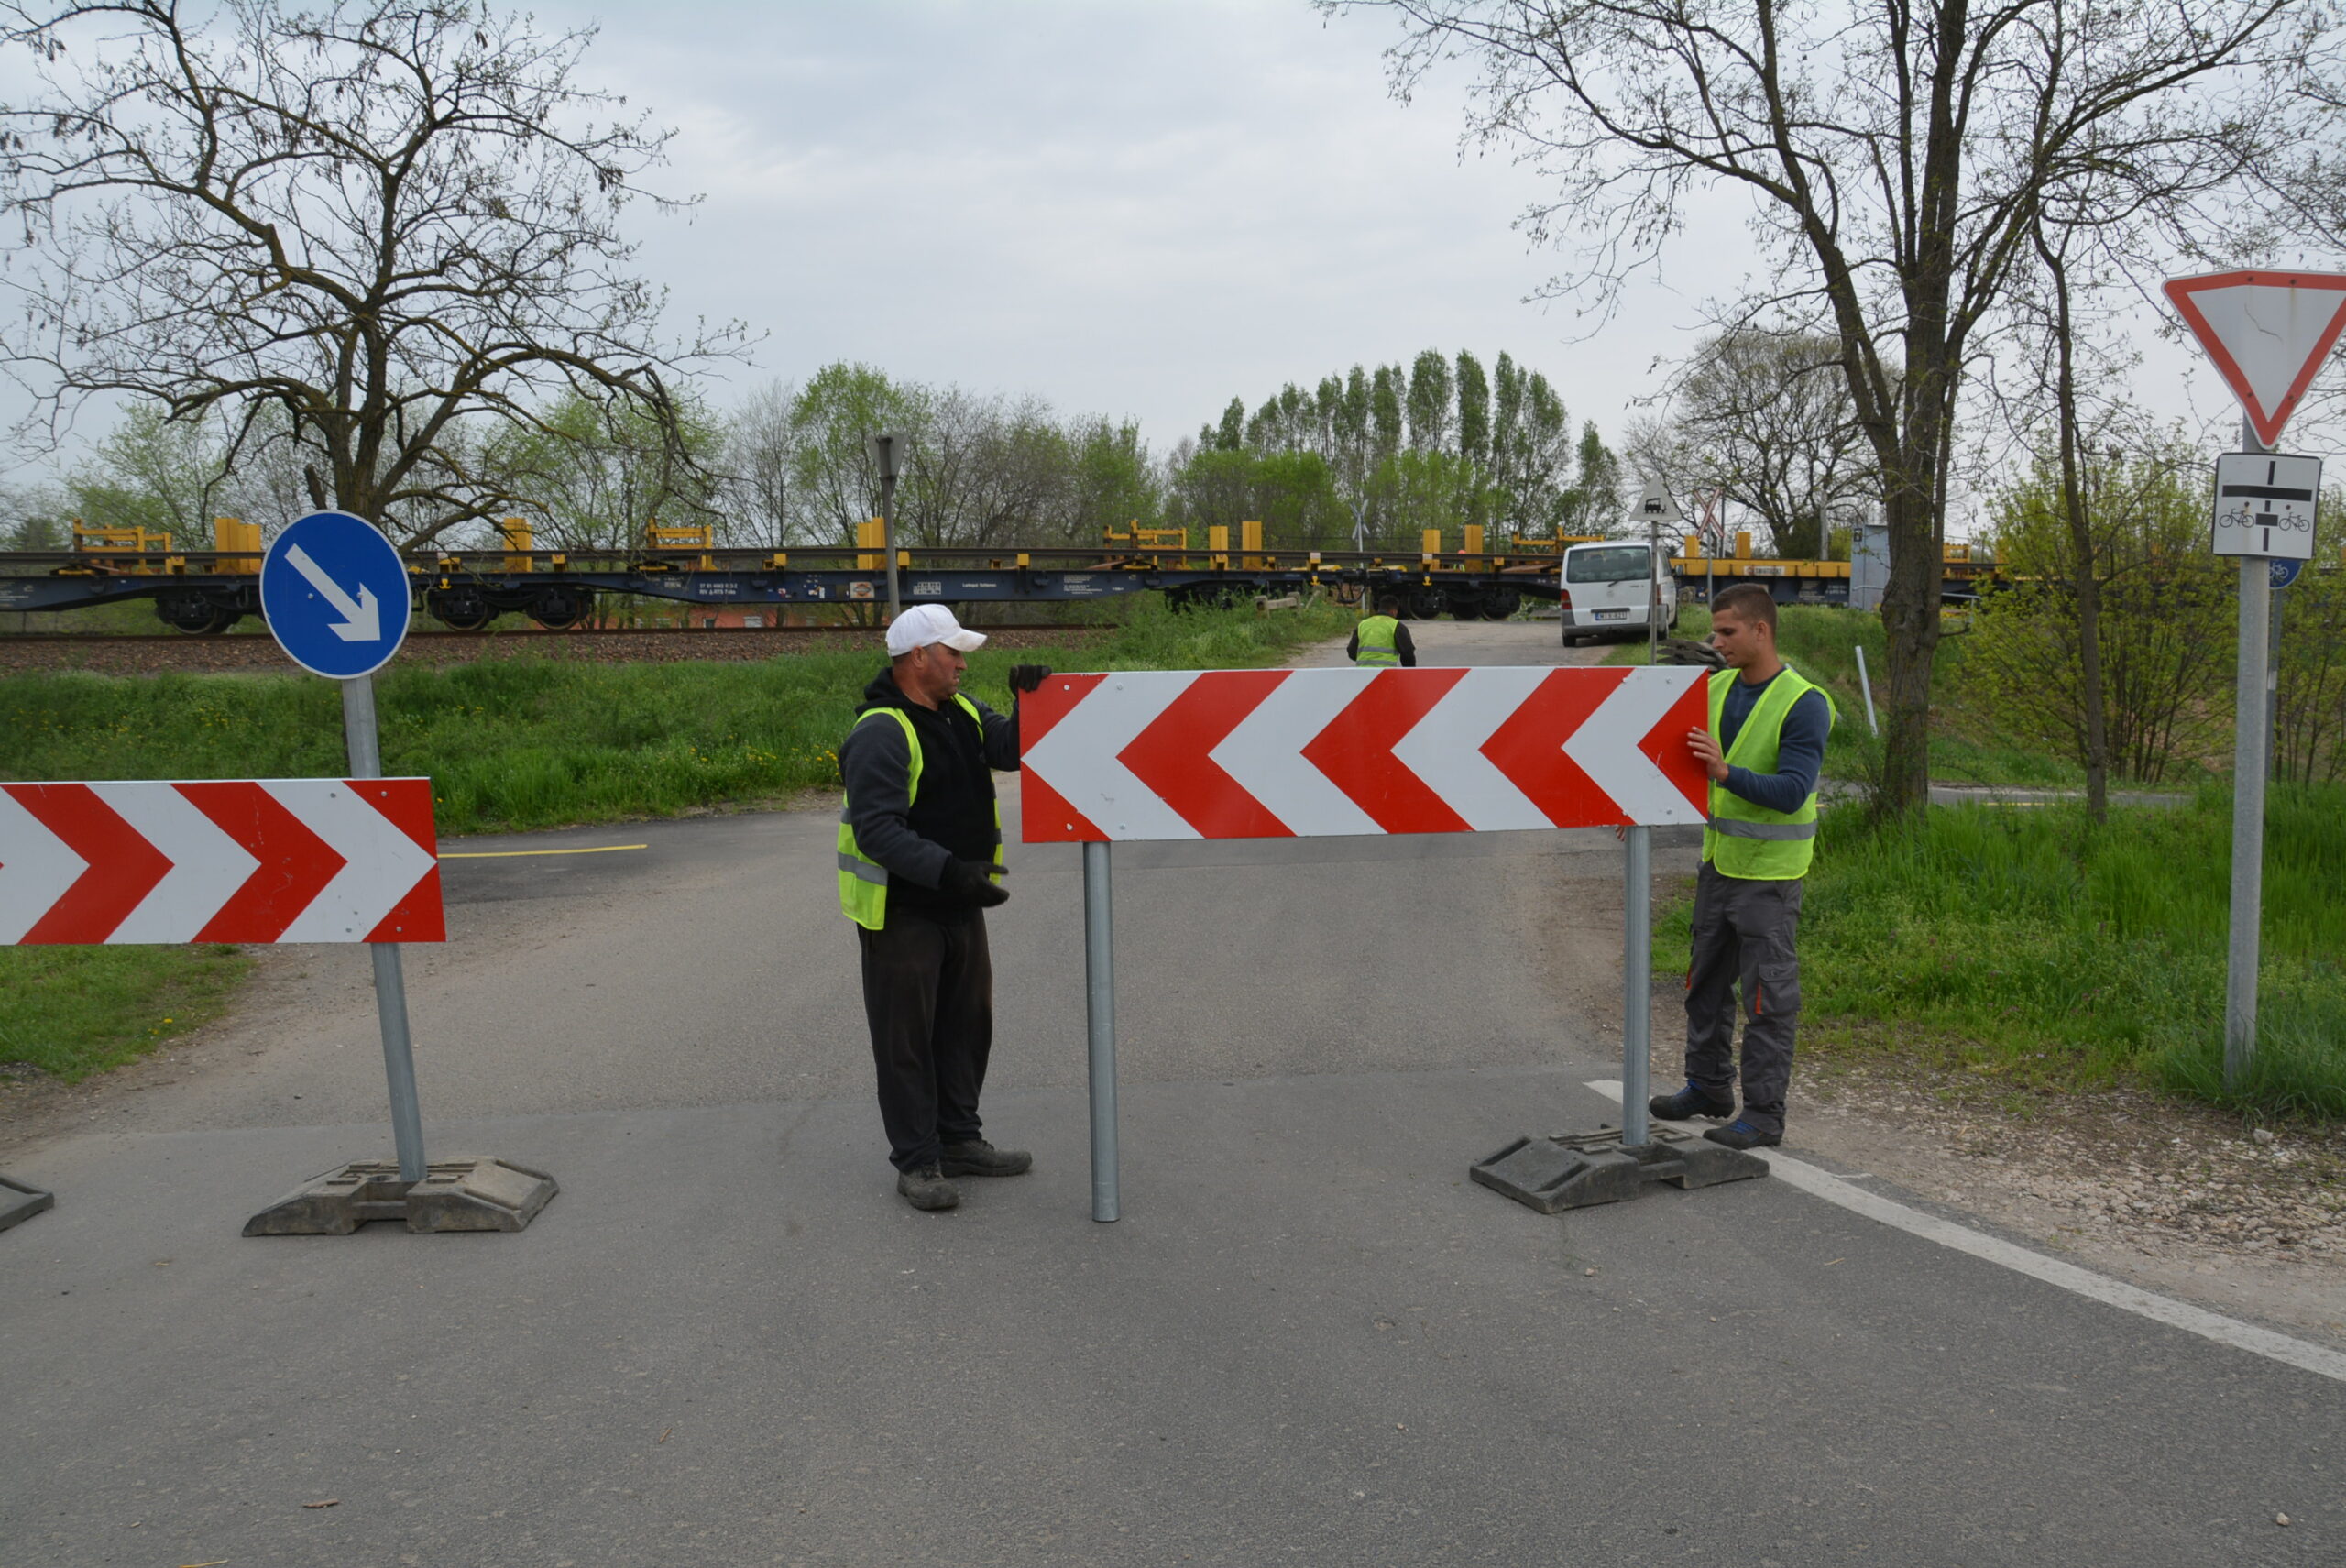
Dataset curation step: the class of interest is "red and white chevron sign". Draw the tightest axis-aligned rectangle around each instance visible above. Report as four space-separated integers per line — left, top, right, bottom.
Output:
0 779 444 945
1020 666 1710 842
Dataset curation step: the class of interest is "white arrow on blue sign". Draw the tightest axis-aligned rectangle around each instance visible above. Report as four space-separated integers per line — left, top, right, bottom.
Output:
258 510 413 679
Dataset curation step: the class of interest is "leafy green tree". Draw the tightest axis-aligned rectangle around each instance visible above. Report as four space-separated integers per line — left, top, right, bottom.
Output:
1455 351 1491 469
1 481 70 551
787 362 925 546
1968 444 2231 784
1178 347 1612 549
1485 355 1580 536
1211 398 1247 453
489 391 726 554
0 0 748 546
1406 350 1453 450
1370 367 1405 462
2275 493 2346 784
66 405 229 544
776 361 1159 552
1556 422 1625 537
1167 446 1347 548
1065 418 1161 538
1368 448 1482 548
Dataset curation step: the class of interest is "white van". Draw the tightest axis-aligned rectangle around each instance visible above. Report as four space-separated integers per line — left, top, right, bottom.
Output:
1559 541 1679 646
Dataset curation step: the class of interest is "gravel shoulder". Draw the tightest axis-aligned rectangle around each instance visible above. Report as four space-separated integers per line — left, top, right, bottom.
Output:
1792 1052 2346 1345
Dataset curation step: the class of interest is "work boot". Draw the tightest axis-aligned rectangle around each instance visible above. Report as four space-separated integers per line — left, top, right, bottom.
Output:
1704 1120 1782 1151
896 1165 960 1212
939 1139 1033 1178
1649 1081 1737 1122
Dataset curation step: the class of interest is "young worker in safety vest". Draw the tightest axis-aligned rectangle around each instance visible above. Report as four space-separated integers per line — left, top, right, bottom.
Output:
1347 594 1417 667
1649 583 1834 1151
837 603 1050 1212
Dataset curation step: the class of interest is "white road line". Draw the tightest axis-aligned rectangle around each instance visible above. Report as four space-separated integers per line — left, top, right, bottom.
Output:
1584 1079 2346 1385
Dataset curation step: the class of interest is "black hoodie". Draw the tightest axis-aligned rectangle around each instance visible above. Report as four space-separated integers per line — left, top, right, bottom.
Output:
839 668 1021 916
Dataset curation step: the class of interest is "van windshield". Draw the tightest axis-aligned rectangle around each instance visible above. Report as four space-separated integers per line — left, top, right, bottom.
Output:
1565 545 1651 584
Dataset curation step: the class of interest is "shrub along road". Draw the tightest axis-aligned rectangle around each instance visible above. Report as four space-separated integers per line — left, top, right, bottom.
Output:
1 621 2338 1567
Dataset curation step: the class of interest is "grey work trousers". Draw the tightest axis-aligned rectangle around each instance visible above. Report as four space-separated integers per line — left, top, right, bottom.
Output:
1683 861 1804 1135
858 907 993 1172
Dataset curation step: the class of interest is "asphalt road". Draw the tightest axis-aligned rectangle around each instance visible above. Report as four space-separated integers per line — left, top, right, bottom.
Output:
3 623 2337 1567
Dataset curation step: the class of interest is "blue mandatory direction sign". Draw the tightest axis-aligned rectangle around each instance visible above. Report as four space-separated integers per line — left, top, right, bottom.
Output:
258 510 413 680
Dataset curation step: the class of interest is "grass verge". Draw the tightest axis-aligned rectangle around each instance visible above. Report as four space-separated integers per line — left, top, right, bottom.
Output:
1658 785 2346 1123
0 596 1356 835
0 943 251 1083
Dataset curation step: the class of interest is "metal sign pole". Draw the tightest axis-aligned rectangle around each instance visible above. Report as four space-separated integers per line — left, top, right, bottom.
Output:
2225 416 2269 1088
2267 578 2287 784
340 673 427 1182
1083 839 1120 1222
880 470 902 625
1620 825 1652 1147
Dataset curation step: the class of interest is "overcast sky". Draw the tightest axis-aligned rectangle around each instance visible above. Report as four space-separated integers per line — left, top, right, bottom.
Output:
565 0 2260 495
554 0 1760 450
3 0 2291 520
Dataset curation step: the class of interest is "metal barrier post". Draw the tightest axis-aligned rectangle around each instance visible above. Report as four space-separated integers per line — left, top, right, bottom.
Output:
1083 839 1119 1221
1621 825 1652 1147
341 674 427 1183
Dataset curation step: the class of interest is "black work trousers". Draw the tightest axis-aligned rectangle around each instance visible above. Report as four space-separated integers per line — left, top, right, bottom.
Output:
1683 861 1804 1136
858 906 993 1172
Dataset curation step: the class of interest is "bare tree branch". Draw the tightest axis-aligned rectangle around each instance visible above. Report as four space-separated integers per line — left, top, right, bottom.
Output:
0 0 755 545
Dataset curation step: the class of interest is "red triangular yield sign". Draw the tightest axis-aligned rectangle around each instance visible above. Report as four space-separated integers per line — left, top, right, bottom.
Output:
2163 269 2346 447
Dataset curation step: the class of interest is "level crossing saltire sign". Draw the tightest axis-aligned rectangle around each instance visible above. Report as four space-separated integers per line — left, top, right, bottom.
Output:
0 778 444 944
259 510 413 680
1019 666 1710 842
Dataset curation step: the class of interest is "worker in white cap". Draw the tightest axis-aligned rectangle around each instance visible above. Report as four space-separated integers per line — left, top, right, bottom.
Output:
835 603 1051 1212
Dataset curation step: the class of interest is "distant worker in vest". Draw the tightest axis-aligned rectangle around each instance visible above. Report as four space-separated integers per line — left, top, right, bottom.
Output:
1650 583 1834 1151
837 603 1051 1212
1347 594 1418 667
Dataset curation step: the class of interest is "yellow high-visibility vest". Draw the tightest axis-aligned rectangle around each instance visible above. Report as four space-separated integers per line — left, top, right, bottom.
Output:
836 696 1004 927
1702 665 1834 881
1355 615 1402 666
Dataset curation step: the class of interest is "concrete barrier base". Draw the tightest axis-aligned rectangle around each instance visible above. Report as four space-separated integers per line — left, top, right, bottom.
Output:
0 1172 54 1234
243 1157 557 1236
1470 1125 1765 1213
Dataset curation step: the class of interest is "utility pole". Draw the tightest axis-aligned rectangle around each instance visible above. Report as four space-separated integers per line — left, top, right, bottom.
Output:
866 431 904 623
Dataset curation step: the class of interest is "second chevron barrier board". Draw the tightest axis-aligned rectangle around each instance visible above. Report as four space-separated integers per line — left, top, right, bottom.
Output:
1018 665 1711 842
0 778 444 945
1016 663 1714 1223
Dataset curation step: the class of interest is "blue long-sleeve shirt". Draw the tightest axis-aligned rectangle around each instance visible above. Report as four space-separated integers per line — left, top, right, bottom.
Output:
1716 670 1830 815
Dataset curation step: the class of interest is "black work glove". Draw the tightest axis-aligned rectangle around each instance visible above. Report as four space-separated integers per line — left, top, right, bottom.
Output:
938 858 1009 908
1009 663 1052 694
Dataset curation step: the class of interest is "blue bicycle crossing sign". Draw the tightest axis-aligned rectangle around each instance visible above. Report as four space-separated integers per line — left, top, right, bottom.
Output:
258 510 413 679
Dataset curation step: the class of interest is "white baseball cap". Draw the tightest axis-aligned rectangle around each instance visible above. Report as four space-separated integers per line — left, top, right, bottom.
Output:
885 603 988 656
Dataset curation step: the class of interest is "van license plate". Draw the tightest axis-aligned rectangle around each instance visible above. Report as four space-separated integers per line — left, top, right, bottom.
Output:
1594 609 1628 620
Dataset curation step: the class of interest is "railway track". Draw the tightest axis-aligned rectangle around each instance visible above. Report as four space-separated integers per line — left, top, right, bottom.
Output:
0 620 1114 645
0 620 1120 675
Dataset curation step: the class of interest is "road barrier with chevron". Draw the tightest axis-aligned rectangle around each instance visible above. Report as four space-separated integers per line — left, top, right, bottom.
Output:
0 778 444 945
1026 663 1714 1223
